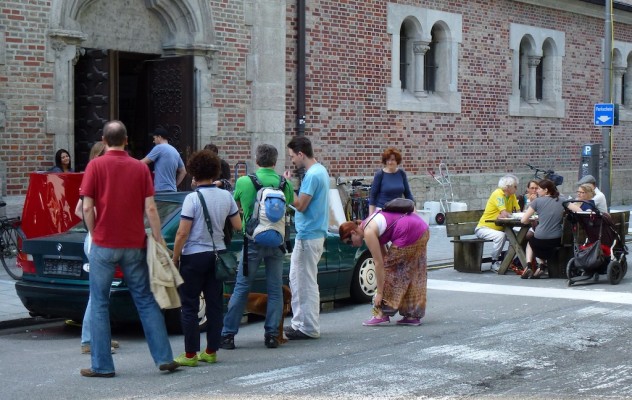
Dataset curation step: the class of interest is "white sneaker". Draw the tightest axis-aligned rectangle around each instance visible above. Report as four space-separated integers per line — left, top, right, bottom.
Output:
490 261 501 272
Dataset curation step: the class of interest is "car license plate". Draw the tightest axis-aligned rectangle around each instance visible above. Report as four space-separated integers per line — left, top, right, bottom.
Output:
43 258 83 277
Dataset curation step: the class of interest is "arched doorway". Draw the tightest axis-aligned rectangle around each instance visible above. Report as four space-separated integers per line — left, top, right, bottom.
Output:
73 49 194 173
47 0 217 173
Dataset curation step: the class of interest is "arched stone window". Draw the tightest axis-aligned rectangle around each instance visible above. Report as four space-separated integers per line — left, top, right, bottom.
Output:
387 4 462 113
510 24 565 118
613 40 632 122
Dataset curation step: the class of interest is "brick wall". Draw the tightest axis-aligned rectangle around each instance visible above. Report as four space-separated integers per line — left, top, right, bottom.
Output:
209 0 253 167
0 1 54 195
1 0 632 205
284 0 632 204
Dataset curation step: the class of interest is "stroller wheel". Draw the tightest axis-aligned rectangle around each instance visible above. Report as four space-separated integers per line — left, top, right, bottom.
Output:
566 259 579 286
435 213 445 225
607 260 624 285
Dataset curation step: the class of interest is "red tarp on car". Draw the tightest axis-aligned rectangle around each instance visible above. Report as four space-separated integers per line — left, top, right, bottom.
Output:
21 172 83 238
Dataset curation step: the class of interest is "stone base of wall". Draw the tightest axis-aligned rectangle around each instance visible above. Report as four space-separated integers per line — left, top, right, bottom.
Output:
345 168 632 212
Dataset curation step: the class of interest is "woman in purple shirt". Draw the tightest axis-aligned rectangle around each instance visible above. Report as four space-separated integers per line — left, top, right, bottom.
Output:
339 211 429 326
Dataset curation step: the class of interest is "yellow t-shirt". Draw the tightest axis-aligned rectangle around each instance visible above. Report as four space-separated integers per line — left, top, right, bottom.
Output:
477 188 520 231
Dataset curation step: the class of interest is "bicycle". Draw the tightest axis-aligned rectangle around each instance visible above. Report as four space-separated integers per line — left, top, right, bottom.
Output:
336 177 371 221
525 164 564 186
0 201 23 280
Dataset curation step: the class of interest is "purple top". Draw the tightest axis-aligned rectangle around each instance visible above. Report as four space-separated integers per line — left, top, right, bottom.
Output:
364 211 428 247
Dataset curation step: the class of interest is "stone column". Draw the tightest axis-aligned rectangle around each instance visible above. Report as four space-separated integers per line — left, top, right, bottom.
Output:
527 56 541 104
413 41 430 98
46 30 86 157
614 67 626 105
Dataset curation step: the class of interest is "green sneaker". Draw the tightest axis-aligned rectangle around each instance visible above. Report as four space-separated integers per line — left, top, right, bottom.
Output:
175 353 198 367
198 351 217 364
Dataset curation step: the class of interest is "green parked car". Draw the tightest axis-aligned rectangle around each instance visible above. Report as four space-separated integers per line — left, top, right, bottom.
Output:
15 191 375 332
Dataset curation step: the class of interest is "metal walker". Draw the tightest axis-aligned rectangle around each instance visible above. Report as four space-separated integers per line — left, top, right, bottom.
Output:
427 163 455 225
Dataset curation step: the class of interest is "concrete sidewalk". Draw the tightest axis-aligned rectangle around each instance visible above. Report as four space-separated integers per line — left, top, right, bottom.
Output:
2 206 630 327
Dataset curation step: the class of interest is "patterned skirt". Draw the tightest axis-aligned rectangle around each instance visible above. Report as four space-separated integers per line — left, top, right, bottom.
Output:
379 230 429 319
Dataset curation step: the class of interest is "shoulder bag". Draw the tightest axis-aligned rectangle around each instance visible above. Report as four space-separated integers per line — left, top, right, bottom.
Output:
383 198 415 214
196 191 237 281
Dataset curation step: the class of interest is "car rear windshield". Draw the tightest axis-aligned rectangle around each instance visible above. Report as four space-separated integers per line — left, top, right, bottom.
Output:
68 200 181 233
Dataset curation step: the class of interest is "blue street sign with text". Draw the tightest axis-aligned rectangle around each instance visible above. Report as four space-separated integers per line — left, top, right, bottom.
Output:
594 103 615 126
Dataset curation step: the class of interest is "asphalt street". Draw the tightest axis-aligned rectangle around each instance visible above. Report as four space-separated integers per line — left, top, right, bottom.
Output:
2 266 632 399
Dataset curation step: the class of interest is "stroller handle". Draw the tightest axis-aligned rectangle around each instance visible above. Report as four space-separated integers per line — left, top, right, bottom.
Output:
562 199 602 216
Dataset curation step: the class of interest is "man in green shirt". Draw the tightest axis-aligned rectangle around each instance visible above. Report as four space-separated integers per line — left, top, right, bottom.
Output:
220 144 294 349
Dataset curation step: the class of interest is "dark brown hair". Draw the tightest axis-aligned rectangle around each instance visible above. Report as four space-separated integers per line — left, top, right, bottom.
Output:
538 179 560 199
187 150 221 181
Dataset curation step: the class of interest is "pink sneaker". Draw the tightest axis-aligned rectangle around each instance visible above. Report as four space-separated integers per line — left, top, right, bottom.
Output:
396 317 421 326
362 315 390 326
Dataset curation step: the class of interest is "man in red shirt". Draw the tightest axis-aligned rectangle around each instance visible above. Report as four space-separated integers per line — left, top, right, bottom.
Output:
79 120 178 377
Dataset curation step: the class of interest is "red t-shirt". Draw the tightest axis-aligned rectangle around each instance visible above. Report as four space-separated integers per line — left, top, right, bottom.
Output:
80 150 155 248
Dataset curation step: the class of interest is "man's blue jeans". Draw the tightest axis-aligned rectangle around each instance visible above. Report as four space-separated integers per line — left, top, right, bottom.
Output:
89 244 173 373
222 242 284 337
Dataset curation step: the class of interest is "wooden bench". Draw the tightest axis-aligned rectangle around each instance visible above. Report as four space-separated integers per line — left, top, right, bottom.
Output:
446 210 493 273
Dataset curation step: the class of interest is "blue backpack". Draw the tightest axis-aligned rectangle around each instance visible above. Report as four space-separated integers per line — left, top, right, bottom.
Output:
244 174 287 247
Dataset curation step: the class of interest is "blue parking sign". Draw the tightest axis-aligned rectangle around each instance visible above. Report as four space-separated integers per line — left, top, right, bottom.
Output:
594 103 615 126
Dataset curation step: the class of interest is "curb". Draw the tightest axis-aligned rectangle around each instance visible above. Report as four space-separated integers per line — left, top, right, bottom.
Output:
0 317 62 331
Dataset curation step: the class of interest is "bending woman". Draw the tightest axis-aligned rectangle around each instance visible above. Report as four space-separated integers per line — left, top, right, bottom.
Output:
339 211 429 326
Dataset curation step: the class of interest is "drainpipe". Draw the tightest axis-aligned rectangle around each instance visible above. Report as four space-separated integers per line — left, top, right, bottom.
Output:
296 0 306 136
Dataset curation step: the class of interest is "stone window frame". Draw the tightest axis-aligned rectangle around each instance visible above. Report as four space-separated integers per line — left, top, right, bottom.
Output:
612 40 632 122
386 4 462 113
509 23 566 118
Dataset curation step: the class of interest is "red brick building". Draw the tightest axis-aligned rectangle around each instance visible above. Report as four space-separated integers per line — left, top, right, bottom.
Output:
1 0 632 209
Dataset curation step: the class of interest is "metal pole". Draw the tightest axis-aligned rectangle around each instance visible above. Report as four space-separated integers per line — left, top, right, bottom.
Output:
601 0 612 207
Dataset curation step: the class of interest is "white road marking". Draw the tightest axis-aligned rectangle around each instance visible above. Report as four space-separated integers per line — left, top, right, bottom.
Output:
428 279 632 304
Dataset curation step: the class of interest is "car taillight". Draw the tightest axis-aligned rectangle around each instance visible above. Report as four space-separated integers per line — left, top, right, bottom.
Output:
16 236 35 274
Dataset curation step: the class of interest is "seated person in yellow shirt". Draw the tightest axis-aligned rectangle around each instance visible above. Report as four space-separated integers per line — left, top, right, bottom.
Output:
474 174 520 272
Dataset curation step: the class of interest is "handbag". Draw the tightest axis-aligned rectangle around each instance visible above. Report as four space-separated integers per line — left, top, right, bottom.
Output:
575 240 604 269
196 191 237 281
383 198 415 214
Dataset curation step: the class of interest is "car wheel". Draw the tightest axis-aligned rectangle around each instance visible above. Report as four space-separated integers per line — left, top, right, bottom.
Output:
350 251 376 303
165 293 208 334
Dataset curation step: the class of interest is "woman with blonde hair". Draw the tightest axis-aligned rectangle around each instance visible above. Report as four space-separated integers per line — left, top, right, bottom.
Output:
574 183 596 211
339 209 429 326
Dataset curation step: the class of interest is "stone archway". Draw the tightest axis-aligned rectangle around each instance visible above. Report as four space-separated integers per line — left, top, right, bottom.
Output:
46 0 218 159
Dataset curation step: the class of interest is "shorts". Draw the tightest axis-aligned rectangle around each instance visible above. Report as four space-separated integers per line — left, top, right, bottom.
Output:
529 236 561 261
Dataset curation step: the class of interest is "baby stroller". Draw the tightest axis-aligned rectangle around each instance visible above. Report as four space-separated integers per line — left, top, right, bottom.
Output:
563 200 628 286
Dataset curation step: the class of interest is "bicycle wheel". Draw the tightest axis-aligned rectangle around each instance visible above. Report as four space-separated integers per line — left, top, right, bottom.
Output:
1 224 22 280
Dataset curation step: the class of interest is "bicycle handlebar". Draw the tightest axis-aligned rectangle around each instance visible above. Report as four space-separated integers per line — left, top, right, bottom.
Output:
526 163 555 176
336 177 366 187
